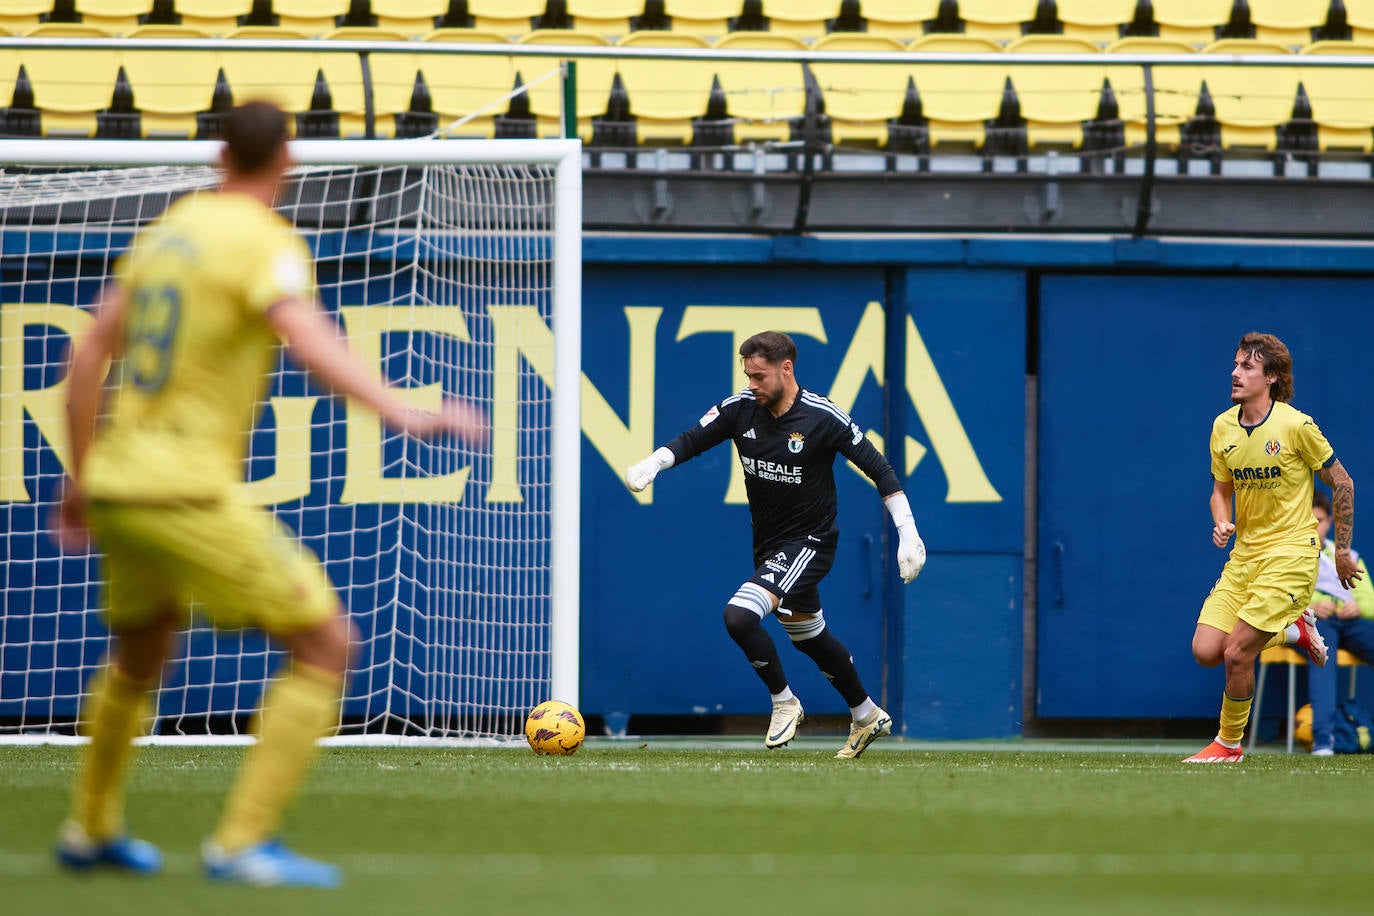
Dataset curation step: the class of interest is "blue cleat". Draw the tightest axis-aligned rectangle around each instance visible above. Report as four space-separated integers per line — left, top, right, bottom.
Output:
203 839 343 888
55 820 163 875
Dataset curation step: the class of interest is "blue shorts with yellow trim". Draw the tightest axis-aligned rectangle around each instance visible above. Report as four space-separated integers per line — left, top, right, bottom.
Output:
1198 554 1318 635
88 499 339 634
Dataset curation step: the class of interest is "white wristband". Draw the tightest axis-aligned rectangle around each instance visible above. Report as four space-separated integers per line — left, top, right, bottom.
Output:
651 446 676 470
884 492 917 533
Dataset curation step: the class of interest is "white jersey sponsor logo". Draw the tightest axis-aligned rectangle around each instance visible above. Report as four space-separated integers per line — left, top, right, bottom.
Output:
699 405 720 427
740 456 804 485
742 428 757 439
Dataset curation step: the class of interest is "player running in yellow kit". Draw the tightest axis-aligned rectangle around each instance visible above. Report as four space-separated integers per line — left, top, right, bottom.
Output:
54 101 484 884
1186 332 1359 763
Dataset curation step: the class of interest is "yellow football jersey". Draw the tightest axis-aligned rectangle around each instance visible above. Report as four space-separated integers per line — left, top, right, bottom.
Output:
1210 401 1333 561
82 191 314 503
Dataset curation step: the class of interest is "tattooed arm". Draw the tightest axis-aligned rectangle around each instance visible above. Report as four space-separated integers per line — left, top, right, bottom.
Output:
1318 459 1361 589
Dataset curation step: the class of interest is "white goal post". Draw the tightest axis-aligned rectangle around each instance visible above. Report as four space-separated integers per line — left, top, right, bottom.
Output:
0 137 581 744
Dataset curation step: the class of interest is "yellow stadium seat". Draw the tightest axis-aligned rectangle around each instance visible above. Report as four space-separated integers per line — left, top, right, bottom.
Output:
418 29 522 137
567 0 642 38
712 32 807 143
322 25 412 40
1198 39 1298 149
371 0 447 37
1247 0 1328 49
1150 0 1232 48
1103 37 1197 148
1 1 51 34
224 25 309 38
615 31 716 143
519 29 614 137
1343 0 1374 44
218 29 317 120
333 43 423 138
810 33 907 145
75 0 154 35
272 0 350 37
0 45 21 107
122 45 221 136
958 0 1038 44
128 23 211 36
1004 35 1104 147
126 20 215 131
467 0 546 37
1054 0 1135 46
176 0 254 36
858 0 938 41
422 26 513 43
1299 41 1374 151
907 33 1007 147
319 28 411 137
19 25 122 136
663 0 743 39
761 0 843 38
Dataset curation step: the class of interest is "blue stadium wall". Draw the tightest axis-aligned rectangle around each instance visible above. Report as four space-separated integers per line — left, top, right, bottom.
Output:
7 234 1374 738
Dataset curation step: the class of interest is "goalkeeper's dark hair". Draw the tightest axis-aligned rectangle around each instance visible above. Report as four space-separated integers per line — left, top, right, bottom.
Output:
222 101 290 175
1314 488 1332 517
1237 331 1294 402
739 331 797 366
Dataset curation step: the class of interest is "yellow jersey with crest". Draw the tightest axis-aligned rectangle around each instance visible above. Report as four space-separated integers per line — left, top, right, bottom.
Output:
1210 401 1333 562
82 191 314 503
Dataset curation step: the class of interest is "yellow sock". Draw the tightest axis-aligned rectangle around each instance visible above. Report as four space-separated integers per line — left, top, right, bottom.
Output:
71 665 153 840
1218 692 1254 745
212 663 341 852
1263 630 1287 650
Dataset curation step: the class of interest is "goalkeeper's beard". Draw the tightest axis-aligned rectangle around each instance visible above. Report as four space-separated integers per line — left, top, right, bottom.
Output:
751 387 782 410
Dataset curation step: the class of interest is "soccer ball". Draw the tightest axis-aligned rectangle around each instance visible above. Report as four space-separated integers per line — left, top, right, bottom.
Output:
524 700 586 755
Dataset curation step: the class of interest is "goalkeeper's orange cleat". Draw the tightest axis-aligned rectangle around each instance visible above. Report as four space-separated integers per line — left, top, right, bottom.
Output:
1294 608 1329 667
1183 740 1244 763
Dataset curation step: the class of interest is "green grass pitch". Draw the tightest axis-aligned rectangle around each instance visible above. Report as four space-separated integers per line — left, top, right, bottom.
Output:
6 739 1374 915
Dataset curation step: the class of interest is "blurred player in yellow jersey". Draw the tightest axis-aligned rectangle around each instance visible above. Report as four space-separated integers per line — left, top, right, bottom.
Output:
1185 332 1359 763
53 101 485 885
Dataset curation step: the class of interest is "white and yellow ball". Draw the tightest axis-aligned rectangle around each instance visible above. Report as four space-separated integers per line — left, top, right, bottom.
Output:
524 700 586 755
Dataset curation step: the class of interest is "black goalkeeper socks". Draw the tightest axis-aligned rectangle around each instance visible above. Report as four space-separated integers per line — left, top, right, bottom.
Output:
793 629 869 707
723 605 789 694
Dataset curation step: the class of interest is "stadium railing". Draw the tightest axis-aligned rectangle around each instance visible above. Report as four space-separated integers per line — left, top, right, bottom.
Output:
4 34 1374 236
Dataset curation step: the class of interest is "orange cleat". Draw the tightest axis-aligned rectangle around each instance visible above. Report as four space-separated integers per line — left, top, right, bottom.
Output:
1183 740 1244 763
1294 608 1328 667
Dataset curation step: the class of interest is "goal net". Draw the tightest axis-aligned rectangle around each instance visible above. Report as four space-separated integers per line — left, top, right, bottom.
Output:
0 138 582 743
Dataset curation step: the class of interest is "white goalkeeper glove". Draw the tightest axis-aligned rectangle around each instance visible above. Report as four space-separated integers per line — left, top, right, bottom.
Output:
885 492 926 583
625 447 675 492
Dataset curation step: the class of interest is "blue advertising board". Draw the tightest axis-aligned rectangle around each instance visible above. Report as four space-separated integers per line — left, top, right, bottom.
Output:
7 231 1374 738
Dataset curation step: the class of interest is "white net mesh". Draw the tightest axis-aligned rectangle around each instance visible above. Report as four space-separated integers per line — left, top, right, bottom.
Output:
0 155 566 740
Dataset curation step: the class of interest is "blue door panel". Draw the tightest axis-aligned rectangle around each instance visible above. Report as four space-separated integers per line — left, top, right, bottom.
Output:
1037 274 1374 718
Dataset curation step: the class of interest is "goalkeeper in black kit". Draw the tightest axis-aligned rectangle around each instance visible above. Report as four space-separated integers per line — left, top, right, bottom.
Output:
626 331 925 758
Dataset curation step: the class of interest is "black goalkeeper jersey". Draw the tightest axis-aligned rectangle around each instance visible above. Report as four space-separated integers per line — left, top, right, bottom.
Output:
664 387 902 557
